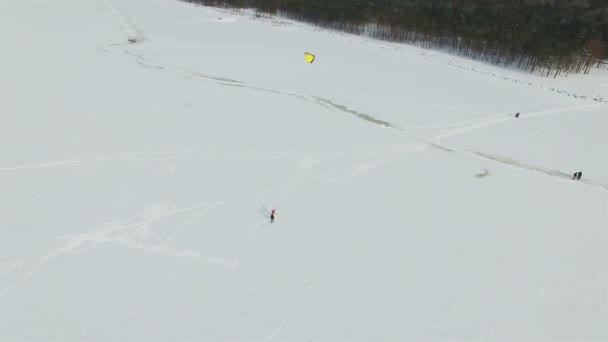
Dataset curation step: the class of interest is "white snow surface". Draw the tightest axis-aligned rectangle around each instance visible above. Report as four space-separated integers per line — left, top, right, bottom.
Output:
1 0 607 340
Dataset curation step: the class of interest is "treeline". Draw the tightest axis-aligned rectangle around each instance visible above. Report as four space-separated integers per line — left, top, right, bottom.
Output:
183 0 608 76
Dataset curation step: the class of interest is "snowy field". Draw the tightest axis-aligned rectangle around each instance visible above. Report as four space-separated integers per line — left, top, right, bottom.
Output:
1 0 607 340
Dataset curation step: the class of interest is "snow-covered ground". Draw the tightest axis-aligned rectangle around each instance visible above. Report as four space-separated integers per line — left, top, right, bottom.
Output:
1 0 607 340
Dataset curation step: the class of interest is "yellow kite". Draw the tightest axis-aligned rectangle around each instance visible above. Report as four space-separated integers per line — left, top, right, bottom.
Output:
304 52 315 63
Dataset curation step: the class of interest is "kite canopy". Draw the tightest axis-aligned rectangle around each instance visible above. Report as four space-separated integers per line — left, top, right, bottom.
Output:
304 52 315 63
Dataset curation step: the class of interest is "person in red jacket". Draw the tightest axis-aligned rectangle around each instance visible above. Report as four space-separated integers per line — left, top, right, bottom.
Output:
270 209 276 223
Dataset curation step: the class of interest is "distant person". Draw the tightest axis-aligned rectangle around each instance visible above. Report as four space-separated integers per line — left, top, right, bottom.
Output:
515 112 520 118
270 209 276 223
577 171 582 180
573 172 578 180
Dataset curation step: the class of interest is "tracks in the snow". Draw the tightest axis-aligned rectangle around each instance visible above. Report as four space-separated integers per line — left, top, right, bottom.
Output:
3 0 607 297
77 0 608 195
32 0 608 194
468 151 608 191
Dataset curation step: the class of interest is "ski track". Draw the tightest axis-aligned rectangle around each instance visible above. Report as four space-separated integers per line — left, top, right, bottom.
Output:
0 184 289 296
0 146 417 171
0 159 81 171
0 200 242 297
264 326 283 341
319 146 425 183
0 151 195 171
426 103 601 141
167 201 225 245
0 259 36 277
